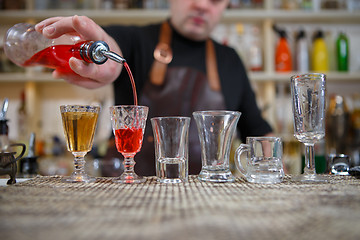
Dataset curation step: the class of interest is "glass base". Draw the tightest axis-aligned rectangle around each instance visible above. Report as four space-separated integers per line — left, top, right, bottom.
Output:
112 173 146 184
62 174 96 183
158 178 185 184
293 174 328 183
198 169 235 183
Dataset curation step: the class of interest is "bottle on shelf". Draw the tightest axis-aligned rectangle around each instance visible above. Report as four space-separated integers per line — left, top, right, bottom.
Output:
17 90 28 141
336 32 349 72
0 98 9 152
295 30 309 72
274 26 292 72
248 25 263 72
311 30 329 72
326 94 350 156
4 23 126 74
350 94 360 167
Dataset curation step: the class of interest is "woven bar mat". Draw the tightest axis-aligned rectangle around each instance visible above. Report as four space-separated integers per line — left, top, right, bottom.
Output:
1 175 360 240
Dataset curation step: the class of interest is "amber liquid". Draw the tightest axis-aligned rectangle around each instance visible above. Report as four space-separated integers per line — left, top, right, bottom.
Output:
61 111 99 152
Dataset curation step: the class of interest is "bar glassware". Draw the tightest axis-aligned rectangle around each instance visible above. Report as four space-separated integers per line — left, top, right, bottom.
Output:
110 105 148 183
290 73 327 182
60 105 100 183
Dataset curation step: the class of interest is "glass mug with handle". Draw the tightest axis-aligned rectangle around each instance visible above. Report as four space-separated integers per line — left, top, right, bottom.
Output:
235 136 284 184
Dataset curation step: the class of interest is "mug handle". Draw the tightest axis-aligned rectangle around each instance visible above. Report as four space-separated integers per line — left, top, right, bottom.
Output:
234 144 250 178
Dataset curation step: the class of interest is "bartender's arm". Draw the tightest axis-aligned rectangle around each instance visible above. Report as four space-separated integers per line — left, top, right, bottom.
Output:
35 15 122 89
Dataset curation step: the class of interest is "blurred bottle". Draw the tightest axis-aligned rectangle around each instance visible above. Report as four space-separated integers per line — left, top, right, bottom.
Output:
326 94 350 156
301 0 313 9
0 98 9 151
248 26 263 72
229 0 241 8
17 90 28 141
336 32 349 72
0 120 9 152
274 26 292 72
313 0 322 10
311 30 329 72
350 94 360 166
295 30 309 72
283 0 299 9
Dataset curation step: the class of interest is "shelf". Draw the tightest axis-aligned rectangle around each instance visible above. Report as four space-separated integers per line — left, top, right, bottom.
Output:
0 72 61 82
0 71 358 83
249 71 360 83
0 9 359 25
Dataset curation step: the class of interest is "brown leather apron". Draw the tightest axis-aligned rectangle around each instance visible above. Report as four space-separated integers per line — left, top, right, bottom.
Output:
135 22 227 176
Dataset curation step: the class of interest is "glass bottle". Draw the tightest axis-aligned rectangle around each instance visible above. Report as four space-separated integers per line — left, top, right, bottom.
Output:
326 94 350 155
248 25 263 72
0 119 9 152
336 32 349 72
295 30 309 72
4 23 124 74
274 27 292 72
311 30 329 72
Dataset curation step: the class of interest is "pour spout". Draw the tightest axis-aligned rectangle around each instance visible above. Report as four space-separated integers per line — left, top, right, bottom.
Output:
80 40 126 65
101 50 126 64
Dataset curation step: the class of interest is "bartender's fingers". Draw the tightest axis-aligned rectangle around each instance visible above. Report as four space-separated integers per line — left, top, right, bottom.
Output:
69 57 120 84
37 15 104 40
35 17 65 32
72 15 106 41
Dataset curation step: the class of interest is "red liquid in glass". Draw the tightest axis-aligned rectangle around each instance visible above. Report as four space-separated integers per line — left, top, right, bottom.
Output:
22 42 86 73
115 128 143 157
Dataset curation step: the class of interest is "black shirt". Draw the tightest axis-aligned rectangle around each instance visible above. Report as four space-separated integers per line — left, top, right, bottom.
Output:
103 22 272 143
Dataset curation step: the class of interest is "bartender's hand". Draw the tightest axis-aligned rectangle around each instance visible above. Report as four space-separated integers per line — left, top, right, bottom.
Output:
35 15 121 89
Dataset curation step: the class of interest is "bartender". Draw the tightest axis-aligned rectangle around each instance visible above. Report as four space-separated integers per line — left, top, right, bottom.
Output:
35 0 273 176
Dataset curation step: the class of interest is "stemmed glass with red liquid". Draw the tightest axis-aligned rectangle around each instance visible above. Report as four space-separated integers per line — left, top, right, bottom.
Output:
110 105 148 183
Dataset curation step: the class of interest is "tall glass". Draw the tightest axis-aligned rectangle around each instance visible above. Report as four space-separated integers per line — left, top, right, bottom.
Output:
60 105 100 183
290 73 327 182
110 105 148 184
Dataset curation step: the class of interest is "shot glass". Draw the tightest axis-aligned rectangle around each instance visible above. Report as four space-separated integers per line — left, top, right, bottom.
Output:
327 154 350 175
193 110 241 183
235 136 284 184
151 116 190 183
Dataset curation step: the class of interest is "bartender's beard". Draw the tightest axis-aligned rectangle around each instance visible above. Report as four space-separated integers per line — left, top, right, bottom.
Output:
173 14 213 41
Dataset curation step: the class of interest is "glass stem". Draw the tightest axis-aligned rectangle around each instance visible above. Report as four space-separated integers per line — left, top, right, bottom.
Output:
304 143 316 175
123 157 135 174
73 152 86 175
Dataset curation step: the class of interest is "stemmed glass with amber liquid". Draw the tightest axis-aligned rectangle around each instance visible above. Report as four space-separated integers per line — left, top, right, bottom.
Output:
110 105 148 183
60 105 100 183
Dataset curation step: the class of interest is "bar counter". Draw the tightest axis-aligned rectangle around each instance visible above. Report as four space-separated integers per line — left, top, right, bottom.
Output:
1 175 360 240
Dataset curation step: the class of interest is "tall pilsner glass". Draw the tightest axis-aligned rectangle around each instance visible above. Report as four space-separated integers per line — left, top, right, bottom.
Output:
290 73 327 182
60 105 100 183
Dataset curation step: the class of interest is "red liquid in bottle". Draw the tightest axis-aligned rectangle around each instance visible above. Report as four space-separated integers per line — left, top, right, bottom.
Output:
115 127 143 157
23 43 139 106
22 42 87 73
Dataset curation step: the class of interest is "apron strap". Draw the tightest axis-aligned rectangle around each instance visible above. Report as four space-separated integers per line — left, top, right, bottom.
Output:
149 22 173 86
149 21 221 91
206 39 221 91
